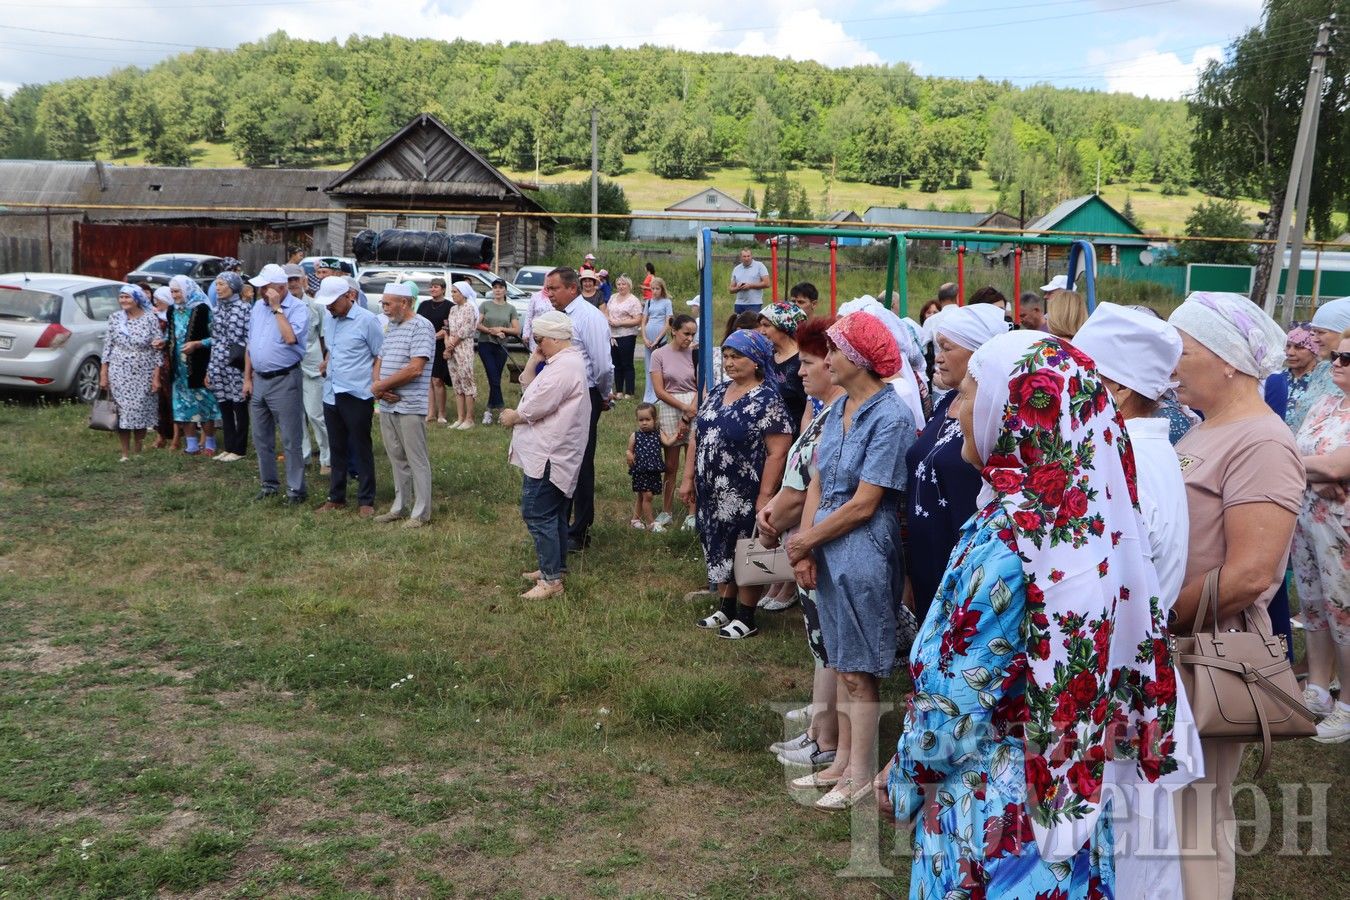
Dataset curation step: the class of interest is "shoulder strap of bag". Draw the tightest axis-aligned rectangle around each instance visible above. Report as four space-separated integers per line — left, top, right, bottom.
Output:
1192 567 1222 635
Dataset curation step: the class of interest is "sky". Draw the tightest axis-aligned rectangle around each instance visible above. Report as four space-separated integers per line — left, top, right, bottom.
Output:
0 0 1276 101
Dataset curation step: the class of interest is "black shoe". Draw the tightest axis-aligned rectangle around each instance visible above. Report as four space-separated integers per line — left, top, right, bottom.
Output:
282 493 308 506
252 489 279 502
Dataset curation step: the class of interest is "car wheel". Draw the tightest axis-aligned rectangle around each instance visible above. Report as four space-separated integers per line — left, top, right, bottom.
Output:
72 356 101 403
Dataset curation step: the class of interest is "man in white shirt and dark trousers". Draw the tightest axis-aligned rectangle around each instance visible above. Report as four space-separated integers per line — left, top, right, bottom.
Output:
543 267 614 553
288 264 331 474
372 285 437 527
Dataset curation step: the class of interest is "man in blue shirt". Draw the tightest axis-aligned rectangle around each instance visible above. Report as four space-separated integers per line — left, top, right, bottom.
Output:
544 266 614 552
313 276 384 517
243 263 310 503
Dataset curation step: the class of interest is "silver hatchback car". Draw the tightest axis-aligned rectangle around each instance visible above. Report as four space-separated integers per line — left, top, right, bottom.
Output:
0 273 129 402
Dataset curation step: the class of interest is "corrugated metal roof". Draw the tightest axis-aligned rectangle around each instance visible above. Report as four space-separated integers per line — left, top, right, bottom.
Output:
862 207 988 228
666 187 755 214
0 160 330 220
1024 195 1093 232
1024 194 1148 245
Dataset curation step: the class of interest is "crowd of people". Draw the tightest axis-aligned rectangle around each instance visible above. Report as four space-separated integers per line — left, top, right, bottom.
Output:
96 247 1348 899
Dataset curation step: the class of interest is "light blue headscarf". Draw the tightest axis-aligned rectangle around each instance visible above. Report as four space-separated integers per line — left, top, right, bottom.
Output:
170 274 211 310
118 283 152 312
723 328 783 390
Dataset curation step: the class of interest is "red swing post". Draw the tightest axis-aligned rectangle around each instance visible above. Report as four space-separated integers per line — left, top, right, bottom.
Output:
769 237 779 303
956 245 967 305
829 238 838 314
1013 247 1024 323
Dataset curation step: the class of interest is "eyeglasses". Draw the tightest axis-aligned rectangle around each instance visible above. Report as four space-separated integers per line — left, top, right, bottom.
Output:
1330 351 1350 367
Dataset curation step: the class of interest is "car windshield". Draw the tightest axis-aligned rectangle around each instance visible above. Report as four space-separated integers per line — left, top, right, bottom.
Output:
139 257 199 276
513 270 545 288
0 287 61 323
359 271 437 294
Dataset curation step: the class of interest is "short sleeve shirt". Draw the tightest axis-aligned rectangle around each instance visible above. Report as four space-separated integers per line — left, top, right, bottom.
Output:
377 314 437 415
477 300 519 345
1176 413 1305 631
731 261 769 307
650 344 697 394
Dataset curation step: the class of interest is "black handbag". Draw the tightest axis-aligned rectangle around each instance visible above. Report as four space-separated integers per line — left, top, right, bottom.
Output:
228 340 247 371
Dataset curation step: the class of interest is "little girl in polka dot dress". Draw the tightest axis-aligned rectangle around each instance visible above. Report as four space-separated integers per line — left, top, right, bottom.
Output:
627 404 672 530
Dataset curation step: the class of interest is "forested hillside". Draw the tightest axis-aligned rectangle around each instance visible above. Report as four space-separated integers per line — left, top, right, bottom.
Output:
0 33 1198 221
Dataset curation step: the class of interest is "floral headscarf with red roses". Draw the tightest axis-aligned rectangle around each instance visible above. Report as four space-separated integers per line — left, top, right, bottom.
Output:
967 330 1180 862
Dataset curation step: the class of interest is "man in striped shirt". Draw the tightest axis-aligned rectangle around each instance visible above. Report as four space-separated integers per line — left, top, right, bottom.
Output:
372 283 437 527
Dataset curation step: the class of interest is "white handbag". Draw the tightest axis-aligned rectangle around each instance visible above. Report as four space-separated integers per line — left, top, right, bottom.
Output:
733 530 794 586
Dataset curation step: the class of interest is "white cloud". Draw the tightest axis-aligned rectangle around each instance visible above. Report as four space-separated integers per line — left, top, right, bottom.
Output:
1091 39 1224 100
732 9 883 67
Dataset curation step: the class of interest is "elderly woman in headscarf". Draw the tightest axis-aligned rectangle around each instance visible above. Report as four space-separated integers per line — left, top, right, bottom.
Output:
1166 292 1305 900
167 274 220 455
149 286 176 449
443 280 481 429
1265 322 1336 433
783 311 916 811
205 271 251 461
904 302 1008 623
758 301 808 429
97 285 162 460
837 295 927 430
883 330 1181 898
680 329 793 640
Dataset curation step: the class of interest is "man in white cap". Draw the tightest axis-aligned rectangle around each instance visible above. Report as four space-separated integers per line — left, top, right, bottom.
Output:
314 276 384 517
500 310 591 599
243 262 310 504
372 284 437 527
287 263 330 474
542 266 614 552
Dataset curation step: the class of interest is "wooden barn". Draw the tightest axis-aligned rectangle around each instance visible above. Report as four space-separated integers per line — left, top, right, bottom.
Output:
324 114 554 271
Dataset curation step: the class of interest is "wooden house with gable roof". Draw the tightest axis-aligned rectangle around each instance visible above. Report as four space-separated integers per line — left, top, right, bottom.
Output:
324 113 554 271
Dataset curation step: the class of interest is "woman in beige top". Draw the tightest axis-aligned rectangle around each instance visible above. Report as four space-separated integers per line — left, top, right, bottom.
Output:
1167 292 1304 900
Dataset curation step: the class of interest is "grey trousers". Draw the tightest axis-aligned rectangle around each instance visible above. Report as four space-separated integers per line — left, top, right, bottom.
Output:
300 372 330 466
250 366 306 496
379 411 432 522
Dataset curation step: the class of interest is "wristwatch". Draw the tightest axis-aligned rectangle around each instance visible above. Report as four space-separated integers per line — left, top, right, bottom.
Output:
273 308 286 315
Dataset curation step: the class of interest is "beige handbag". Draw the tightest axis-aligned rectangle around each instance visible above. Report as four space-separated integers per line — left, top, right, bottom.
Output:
733 530 794 586
88 390 120 432
1171 568 1317 777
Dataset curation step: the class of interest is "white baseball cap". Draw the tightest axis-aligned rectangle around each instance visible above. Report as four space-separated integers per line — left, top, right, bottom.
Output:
249 263 289 287
1072 302 1182 401
314 276 352 306
1040 273 1082 293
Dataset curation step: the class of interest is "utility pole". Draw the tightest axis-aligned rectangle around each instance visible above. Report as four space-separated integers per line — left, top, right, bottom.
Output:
1264 19 1334 320
590 108 599 253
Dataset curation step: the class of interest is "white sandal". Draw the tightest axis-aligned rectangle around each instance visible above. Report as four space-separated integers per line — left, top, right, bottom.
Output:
717 619 757 640
696 610 730 630
814 778 870 811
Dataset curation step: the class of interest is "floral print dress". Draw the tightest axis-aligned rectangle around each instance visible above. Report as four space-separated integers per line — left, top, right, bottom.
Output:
1291 394 1350 643
206 296 249 403
693 380 792 584
782 400 835 664
102 310 162 430
891 511 1115 900
445 301 478 398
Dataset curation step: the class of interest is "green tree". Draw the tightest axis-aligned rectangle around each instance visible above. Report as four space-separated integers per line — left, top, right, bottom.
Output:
1173 199 1256 266
741 187 757 210
534 178 631 240
35 80 96 159
744 96 782 181
601 132 625 176
1190 0 1349 299
649 119 708 179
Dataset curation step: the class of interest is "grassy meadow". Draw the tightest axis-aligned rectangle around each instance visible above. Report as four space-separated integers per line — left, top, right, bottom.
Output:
0 372 1343 897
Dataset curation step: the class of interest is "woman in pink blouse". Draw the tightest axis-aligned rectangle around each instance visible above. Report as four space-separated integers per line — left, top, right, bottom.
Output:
607 275 644 400
500 311 592 599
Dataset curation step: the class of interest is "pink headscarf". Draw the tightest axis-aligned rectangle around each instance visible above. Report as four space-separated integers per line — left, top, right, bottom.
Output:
826 312 902 379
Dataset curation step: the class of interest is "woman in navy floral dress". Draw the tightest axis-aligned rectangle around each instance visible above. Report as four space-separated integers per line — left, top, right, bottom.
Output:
885 332 1181 899
680 330 792 640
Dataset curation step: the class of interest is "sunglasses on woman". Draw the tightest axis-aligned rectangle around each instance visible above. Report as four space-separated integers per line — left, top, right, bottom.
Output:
1330 351 1350 367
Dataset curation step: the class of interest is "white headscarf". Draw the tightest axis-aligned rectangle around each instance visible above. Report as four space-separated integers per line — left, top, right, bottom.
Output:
965 331 1181 862
531 310 573 340
1167 292 1285 378
837 295 926 429
931 302 1009 352
1310 296 1350 333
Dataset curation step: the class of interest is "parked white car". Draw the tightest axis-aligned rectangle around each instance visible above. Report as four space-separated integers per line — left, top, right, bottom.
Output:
0 273 128 402
357 266 532 341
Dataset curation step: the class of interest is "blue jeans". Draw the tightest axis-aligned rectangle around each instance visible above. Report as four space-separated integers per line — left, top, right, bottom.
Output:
477 342 508 410
521 462 569 582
